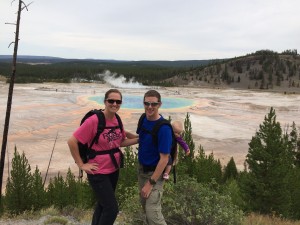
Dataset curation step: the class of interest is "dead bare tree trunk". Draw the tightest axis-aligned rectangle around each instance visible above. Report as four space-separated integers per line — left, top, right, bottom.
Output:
0 0 30 199
43 131 59 187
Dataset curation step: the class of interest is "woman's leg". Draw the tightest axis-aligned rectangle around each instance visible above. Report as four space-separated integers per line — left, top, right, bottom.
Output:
88 170 119 225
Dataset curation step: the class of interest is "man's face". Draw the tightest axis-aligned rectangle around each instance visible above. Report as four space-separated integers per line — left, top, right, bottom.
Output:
143 96 161 120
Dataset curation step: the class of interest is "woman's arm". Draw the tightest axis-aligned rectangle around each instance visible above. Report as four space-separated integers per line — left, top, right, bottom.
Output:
67 135 98 173
125 130 139 139
120 137 139 147
120 130 139 147
67 136 84 167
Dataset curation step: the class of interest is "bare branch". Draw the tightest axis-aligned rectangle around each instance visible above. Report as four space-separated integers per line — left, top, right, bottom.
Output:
5 22 17 25
21 1 33 11
8 42 15 48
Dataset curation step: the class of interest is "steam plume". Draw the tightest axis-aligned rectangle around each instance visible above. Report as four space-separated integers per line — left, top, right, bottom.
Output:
97 70 145 89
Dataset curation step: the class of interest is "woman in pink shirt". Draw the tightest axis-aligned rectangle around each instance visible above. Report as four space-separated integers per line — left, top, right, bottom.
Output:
68 89 138 225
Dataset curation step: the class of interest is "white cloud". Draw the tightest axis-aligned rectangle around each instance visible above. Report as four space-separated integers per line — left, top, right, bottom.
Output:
1 0 299 60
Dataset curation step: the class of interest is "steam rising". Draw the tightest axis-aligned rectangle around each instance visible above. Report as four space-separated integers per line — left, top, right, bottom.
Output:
97 70 145 89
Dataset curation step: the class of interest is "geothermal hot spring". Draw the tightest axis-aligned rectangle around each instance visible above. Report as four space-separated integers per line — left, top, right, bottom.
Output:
89 95 195 109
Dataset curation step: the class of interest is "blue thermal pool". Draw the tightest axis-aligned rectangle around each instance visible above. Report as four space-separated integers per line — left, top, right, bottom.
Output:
89 95 194 109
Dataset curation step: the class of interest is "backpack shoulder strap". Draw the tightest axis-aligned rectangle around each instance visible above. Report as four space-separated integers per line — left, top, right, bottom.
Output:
115 113 124 132
136 113 146 134
151 118 172 146
91 110 123 146
92 109 106 145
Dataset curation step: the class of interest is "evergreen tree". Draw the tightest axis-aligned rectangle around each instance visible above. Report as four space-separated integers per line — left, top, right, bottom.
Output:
241 107 293 217
222 64 229 82
31 166 46 211
223 178 245 210
76 179 95 208
287 122 300 219
179 113 195 176
289 167 300 219
117 146 138 208
289 122 300 167
192 146 222 184
65 168 78 206
223 157 238 182
182 113 195 158
46 173 68 209
66 171 95 209
5 147 33 214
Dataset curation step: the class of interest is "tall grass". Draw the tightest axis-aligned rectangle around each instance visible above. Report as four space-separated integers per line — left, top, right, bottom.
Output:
242 213 300 225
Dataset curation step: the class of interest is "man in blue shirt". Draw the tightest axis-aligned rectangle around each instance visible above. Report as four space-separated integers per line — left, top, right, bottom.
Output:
137 90 172 225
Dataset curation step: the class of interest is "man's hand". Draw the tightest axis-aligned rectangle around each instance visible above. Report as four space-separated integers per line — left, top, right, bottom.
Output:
141 181 153 199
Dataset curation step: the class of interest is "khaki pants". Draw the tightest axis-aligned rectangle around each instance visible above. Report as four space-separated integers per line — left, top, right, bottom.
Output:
138 166 167 225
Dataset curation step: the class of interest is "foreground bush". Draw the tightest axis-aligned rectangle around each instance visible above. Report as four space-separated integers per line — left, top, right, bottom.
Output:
121 177 243 225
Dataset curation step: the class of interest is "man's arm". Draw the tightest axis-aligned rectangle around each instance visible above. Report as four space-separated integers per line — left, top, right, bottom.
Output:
150 152 169 181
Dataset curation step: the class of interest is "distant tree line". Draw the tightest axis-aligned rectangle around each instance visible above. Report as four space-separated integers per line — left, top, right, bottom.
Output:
1 49 299 89
1 109 300 223
0 61 192 86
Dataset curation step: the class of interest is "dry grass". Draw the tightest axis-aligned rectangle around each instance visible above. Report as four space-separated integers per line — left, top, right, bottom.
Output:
0 75 7 82
242 213 300 225
1 208 300 225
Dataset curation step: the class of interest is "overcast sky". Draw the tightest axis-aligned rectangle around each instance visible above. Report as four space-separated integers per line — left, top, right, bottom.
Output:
0 0 299 60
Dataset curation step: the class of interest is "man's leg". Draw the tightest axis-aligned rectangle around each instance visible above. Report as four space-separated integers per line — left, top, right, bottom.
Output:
145 188 166 225
138 168 166 225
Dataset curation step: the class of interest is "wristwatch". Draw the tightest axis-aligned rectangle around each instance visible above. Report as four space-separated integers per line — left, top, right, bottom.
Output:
149 177 156 185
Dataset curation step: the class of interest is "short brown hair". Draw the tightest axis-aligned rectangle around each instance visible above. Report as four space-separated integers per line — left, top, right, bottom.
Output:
143 90 161 102
104 89 122 102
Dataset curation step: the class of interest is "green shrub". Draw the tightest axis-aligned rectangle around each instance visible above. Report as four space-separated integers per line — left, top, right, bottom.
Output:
121 177 243 225
163 177 243 225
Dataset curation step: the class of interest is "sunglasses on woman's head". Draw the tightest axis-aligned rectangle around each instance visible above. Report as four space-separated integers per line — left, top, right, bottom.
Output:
143 101 160 107
106 99 122 104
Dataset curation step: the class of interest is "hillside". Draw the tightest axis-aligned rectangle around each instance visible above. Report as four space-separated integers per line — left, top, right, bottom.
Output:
166 50 300 93
1 50 300 93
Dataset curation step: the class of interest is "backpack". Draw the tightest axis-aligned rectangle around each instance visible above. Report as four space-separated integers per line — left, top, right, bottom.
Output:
136 113 178 183
78 109 123 177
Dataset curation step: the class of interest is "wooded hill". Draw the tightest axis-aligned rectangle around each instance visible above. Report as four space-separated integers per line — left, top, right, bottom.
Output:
0 49 299 92
168 49 300 92
0 57 211 85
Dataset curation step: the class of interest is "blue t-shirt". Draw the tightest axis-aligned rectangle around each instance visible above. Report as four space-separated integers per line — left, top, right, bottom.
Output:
138 116 172 166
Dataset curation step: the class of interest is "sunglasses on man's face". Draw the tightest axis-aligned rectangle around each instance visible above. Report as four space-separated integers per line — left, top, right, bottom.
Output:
143 101 160 107
106 99 122 104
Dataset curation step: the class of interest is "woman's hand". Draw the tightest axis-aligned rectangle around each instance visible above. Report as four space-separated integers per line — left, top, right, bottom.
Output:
80 162 99 174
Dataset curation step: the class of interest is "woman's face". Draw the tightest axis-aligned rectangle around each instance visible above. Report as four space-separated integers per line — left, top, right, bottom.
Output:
104 92 122 114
